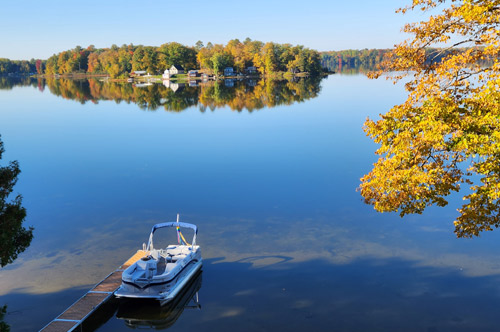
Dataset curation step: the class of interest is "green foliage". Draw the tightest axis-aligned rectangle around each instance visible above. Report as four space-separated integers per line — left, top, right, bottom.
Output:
321 49 391 73
157 42 197 71
0 58 39 75
0 305 9 332
0 136 33 267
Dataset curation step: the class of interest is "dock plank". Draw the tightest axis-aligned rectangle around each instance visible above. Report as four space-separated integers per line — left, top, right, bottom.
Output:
120 250 147 269
39 250 147 332
58 292 109 321
38 321 78 332
92 271 122 293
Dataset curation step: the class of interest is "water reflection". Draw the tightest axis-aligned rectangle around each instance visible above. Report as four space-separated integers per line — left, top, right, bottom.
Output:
76 272 202 331
117 271 202 329
0 76 44 91
6 74 500 331
1 77 323 112
84 256 500 332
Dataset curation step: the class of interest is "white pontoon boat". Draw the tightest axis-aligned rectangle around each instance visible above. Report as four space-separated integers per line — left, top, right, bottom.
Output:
117 271 202 329
115 216 202 304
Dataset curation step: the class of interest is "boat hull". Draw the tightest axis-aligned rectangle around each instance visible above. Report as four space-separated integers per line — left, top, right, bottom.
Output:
115 259 202 304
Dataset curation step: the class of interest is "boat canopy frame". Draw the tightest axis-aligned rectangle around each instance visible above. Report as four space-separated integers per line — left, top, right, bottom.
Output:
146 218 198 251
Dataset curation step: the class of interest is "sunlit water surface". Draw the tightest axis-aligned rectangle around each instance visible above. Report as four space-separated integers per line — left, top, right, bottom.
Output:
1 76 500 332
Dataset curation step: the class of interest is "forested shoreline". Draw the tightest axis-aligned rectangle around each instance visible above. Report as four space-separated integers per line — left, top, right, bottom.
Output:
1 39 322 78
0 58 44 75
320 47 496 73
3 43 489 77
321 49 391 73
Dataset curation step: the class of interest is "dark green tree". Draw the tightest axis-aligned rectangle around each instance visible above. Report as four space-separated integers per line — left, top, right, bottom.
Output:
0 136 32 332
0 305 8 332
0 136 33 267
195 40 204 52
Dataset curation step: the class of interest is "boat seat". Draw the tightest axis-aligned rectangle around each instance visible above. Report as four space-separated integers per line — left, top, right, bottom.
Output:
165 263 177 273
156 256 166 275
172 254 187 262
150 250 161 260
168 248 184 255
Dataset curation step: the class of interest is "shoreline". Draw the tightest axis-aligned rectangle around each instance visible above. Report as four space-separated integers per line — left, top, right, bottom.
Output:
31 71 325 82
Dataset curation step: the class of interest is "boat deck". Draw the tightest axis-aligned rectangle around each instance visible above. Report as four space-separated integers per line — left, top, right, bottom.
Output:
39 250 147 332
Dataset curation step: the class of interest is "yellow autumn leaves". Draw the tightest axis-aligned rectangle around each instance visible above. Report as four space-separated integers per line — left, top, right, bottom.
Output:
360 0 500 237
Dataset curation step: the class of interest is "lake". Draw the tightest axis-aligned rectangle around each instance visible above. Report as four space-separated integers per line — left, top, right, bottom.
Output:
1 75 500 332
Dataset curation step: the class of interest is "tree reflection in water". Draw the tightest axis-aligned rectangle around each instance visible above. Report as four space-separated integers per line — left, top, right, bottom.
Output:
0 135 33 332
1 76 323 112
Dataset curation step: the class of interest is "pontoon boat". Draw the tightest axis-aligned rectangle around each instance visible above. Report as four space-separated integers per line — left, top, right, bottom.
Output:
115 216 202 304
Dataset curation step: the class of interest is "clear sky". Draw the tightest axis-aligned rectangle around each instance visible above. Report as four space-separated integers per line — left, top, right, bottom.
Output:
0 0 429 60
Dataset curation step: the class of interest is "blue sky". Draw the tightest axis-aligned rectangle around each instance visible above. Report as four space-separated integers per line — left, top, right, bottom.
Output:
0 0 429 60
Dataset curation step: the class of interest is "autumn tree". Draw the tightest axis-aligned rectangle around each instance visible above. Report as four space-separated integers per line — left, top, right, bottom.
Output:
87 52 101 73
359 0 500 237
35 59 43 75
196 46 214 73
225 39 248 73
197 44 232 75
44 55 56 74
257 42 280 74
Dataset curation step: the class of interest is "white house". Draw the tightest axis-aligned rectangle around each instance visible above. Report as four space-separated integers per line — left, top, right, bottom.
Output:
162 69 170 80
170 65 184 75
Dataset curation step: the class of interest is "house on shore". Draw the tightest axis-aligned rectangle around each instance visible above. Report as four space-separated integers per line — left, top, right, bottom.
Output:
223 67 234 76
246 66 257 74
162 69 170 80
132 70 147 77
163 65 185 79
170 65 184 75
188 70 198 77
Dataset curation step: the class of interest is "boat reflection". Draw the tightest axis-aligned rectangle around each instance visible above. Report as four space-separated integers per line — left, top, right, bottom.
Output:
116 271 202 329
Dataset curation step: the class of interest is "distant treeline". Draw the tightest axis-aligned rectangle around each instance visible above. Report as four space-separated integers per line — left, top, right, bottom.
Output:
42 39 322 78
321 49 391 73
0 58 45 75
321 47 495 73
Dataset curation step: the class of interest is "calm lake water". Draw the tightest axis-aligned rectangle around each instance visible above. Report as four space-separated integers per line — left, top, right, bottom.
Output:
2 75 500 332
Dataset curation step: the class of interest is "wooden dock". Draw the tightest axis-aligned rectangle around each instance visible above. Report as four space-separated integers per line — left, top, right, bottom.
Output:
39 250 147 332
